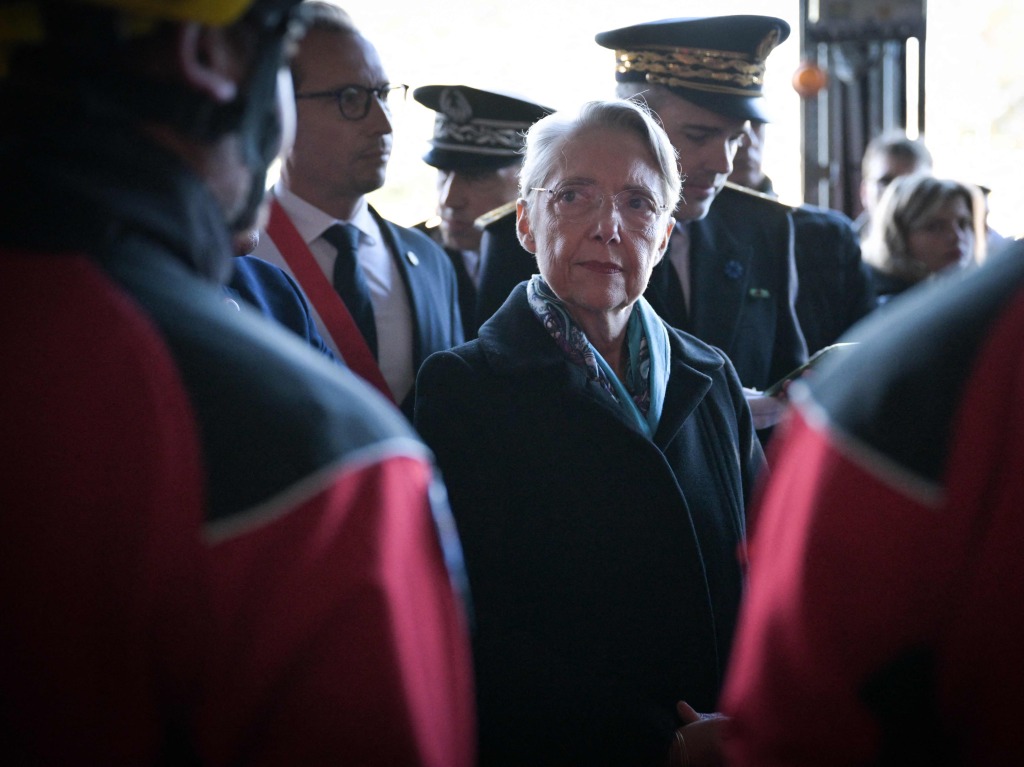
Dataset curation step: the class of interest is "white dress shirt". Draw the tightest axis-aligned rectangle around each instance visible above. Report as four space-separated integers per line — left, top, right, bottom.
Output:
667 220 691 316
253 184 415 404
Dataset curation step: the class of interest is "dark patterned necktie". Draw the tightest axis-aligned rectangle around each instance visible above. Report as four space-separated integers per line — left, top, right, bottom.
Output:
322 223 378 358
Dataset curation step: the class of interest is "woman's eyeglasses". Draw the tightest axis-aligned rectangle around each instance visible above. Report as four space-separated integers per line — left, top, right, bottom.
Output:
296 83 409 121
531 183 669 231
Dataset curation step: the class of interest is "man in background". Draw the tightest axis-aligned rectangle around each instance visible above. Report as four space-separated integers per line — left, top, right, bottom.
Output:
254 1 462 415
854 130 933 239
414 84 550 339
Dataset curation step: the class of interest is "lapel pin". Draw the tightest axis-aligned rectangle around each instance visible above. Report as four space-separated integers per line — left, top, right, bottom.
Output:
724 259 744 279
406 250 420 267
748 287 771 299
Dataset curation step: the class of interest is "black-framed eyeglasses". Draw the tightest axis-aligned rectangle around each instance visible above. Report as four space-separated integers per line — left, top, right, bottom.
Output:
295 84 409 121
531 182 670 231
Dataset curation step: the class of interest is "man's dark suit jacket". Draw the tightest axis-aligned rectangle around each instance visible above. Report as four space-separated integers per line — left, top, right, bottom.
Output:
645 184 807 391
476 208 536 332
728 176 876 355
368 209 464 416
259 202 463 419
790 204 876 354
415 219 479 341
226 254 339 362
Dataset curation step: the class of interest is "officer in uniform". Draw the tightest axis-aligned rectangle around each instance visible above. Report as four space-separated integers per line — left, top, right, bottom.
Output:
595 15 807 393
413 84 551 339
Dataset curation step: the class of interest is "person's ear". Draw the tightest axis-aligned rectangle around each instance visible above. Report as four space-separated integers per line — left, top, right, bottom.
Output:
516 199 536 253
177 22 239 103
653 217 675 265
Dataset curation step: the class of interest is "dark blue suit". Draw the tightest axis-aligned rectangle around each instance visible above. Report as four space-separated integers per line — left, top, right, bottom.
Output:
256 201 463 419
414 219 480 341
225 255 339 363
370 208 464 416
790 204 876 354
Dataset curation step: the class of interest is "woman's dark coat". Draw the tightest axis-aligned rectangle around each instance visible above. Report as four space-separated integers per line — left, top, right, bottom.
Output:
414 284 766 766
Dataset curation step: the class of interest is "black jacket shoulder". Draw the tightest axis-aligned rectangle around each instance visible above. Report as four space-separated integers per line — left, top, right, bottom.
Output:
716 182 794 217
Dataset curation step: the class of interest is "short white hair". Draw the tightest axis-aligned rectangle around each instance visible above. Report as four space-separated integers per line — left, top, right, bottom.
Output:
518 98 681 212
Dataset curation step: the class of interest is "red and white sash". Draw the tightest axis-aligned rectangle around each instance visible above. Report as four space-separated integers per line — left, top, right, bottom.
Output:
266 199 395 404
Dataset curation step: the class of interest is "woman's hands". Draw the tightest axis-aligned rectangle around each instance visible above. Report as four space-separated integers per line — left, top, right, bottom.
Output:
667 701 727 767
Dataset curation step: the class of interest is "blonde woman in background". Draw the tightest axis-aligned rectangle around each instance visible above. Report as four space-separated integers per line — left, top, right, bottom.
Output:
862 173 986 306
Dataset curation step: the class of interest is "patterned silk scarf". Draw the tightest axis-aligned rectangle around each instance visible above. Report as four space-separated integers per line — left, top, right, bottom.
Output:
527 275 670 439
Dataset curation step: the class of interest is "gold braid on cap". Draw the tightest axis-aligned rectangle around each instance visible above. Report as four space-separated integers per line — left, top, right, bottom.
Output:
432 115 528 156
616 45 767 97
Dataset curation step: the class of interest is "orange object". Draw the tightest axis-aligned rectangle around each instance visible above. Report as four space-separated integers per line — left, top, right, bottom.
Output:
792 61 829 98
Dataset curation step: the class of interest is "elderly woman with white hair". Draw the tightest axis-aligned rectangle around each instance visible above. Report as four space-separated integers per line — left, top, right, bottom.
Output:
414 99 765 766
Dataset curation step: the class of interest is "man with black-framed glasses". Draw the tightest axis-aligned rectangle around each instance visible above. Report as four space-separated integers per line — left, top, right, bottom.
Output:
254 1 463 418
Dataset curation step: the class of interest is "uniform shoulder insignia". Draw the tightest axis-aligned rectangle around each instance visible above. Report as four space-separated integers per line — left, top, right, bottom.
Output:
474 199 517 230
722 180 795 209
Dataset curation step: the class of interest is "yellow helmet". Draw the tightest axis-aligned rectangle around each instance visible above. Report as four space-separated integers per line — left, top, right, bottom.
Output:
0 0 295 76
0 4 43 49
1 0 256 31
82 0 257 24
